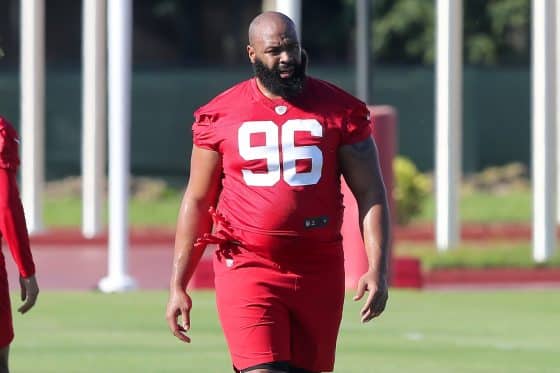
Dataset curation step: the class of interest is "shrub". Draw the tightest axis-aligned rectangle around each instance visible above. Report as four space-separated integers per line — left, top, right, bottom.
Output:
393 156 430 225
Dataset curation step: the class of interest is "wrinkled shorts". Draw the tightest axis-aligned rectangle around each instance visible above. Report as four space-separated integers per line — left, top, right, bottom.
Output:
213 247 345 372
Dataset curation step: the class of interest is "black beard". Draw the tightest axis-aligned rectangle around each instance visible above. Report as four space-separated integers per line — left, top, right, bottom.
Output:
253 52 307 99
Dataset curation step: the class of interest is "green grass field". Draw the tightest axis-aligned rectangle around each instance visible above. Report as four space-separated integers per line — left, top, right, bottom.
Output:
417 191 531 223
43 189 533 228
395 241 560 270
44 194 182 228
9 290 560 373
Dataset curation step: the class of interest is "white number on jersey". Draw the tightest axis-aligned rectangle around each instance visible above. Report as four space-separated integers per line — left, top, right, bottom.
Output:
238 119 323 187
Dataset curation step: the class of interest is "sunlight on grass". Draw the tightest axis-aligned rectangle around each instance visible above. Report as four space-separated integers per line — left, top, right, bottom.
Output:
10 291 560 373
414 191 531 223
396 241 560 270
44 192 183 228
45 189 533 228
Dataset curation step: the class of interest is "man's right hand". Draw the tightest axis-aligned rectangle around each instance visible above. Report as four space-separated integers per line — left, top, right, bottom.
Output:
166 288 193 343
18 274 39 314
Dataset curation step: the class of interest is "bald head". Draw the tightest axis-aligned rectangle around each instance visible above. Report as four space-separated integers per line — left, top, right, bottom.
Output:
246 11 305 99
248 11 298 46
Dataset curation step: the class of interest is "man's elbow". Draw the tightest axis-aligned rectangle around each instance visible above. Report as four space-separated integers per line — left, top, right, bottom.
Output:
354 185 387 207
181 194 215 215
372 189 388 207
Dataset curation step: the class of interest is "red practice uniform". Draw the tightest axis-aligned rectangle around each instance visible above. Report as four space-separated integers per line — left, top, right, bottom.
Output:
0 116 35 348
193 76 371 372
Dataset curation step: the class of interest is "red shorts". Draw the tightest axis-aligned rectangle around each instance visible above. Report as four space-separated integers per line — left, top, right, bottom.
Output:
213 247 345 372
0 252 14 348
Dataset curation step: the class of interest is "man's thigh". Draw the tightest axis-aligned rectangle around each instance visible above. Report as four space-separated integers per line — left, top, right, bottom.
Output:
0 253 14 349
214 250 296 372
289 261 345 372
0 345 9 373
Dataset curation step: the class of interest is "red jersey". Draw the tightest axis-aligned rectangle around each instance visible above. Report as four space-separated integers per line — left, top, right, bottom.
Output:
193 77 371 260
0 116 35 278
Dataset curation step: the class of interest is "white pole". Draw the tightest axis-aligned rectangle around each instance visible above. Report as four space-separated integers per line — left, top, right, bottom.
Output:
435 0 462 251
355 0 371 103
82 0 106 238
20 0 45 235
533 0 556 262
556 0 560 225
275 0 301 41
98 0 136 292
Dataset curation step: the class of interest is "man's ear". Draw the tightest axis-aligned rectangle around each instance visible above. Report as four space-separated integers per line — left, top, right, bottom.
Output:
247 45 256 63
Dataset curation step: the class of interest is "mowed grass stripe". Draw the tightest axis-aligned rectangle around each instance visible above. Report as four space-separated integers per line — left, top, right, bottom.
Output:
9 290 560 373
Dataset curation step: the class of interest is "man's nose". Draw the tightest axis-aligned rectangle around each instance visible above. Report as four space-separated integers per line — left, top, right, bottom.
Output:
279 50 294 64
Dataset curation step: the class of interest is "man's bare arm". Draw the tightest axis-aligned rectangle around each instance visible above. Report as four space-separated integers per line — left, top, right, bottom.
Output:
166 145 222 342
170 146 222 290
339 137 390 322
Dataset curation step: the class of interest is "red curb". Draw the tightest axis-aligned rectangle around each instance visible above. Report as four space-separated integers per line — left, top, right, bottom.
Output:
394 223 535 241
31 223 540 247
29 227 175 247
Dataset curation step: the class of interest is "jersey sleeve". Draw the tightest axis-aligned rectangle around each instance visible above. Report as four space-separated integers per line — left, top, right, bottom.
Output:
0 164 35 278
341 103 372 145
0 117 34 277
0 117 21 170
192 110 221 151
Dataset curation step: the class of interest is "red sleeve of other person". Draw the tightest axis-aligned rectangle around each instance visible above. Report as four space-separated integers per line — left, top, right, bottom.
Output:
0 116 35 278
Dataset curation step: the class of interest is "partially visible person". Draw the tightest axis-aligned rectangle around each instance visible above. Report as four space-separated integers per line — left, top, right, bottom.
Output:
0 116 39 373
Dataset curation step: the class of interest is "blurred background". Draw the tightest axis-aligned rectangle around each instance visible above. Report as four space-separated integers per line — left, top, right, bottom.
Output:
0 0 531 181
3 3 560 371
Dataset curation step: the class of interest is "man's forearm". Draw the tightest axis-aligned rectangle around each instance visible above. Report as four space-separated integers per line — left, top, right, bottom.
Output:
170 242 205 292
359 199 390 276
170 198 214 291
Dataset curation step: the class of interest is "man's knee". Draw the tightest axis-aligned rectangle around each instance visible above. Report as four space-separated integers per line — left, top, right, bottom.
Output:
238 361 316 373
289 366 316 373
239 361 290 372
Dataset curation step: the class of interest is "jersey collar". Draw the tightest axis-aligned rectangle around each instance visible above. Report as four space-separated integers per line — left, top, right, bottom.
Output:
250 77 307 112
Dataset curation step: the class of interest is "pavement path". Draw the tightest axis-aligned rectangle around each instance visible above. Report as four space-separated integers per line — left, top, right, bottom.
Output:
3 224 560 291
5 244 177 291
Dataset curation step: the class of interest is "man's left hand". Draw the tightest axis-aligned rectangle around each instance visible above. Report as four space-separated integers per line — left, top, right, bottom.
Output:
353 269 388 323
18 275 39 314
